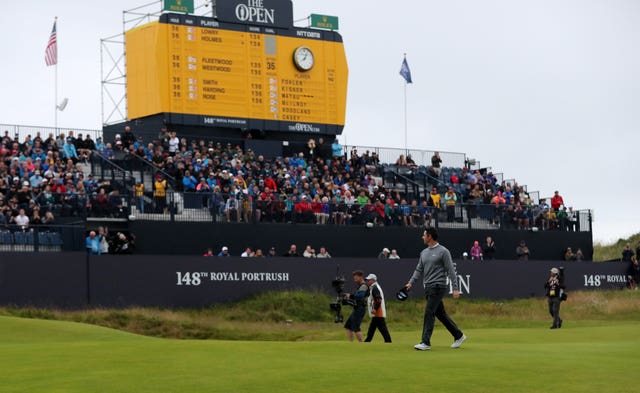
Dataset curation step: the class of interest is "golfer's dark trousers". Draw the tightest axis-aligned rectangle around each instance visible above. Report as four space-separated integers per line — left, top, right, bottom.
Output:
422 286 463 345
365 317 392 342
548 297 562 327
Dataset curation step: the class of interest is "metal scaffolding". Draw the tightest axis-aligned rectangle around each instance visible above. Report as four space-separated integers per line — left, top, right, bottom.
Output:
100 1 215 126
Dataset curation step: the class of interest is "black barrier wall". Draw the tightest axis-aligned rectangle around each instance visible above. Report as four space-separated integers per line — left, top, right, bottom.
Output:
129 221 594 261
0 253 87 308
0 253 628 308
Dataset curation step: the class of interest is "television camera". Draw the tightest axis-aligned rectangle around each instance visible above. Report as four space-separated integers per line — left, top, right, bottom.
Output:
328 266 355 323
558 266 568 301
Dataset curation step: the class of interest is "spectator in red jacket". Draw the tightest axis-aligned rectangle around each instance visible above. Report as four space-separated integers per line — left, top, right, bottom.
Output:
551 191 564 211
264 175 277 192
294 195 313 223
311 195 324 224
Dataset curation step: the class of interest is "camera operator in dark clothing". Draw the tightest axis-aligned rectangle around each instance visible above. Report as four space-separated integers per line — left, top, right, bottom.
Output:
628 257 639 289
545 267 565 329
344 270 369 342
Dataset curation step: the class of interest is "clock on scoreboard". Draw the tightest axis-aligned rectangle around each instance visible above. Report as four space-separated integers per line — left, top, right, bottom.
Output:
125 9 348 135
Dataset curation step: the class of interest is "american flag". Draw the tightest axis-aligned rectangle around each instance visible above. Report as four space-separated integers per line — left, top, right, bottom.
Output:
45 19 57 66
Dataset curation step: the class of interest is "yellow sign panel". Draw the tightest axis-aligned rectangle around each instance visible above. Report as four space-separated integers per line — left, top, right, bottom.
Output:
126 15 348 134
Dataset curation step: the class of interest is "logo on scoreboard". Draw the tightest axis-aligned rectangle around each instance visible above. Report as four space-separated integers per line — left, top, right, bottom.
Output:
235 1 275 24
289 123 320 133
216 0 293 29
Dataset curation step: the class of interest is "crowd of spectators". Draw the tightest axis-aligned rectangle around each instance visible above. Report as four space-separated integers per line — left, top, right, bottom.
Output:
460 238 586 261
2 125 581 234
202 243 332 258
394 150 580 231
0 126 603 263
448 176 578 231
107 127 428 226
105 127 580 233
0 130 129 232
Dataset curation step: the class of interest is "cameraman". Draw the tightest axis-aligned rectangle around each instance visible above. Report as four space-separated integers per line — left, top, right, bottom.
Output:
628 256 639 289
344 270 369 342
545 267 565 329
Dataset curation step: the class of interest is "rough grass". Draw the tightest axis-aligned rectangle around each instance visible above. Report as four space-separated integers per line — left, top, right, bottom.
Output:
1 289 639 341
593 232 640 261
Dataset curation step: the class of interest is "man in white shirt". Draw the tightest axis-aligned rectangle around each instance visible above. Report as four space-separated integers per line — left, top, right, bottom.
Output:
168 131 180 155
14 209 29 228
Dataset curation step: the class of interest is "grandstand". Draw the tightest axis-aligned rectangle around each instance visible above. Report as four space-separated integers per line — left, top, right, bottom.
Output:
1 122 592 260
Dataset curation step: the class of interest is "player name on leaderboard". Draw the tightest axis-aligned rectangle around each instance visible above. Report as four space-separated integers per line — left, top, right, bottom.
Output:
125 12 348 134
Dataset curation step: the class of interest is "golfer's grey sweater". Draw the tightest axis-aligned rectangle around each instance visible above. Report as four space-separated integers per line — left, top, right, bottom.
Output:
409 243 459 290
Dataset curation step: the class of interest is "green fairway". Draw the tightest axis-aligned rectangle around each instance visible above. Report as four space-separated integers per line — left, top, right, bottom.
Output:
0 316 637 393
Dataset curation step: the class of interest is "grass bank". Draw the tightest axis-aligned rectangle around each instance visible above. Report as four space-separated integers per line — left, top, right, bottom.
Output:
593 232 640 261
1 289 639 341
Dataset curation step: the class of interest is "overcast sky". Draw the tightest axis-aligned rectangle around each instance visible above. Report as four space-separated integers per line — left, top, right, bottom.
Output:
0 0 638 244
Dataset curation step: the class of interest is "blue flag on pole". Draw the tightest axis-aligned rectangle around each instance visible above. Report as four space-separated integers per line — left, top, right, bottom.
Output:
399 57 412 83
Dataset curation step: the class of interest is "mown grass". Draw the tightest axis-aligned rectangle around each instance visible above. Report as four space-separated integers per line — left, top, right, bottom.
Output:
1 289 639 341
593 232 640 261
0 316 638 393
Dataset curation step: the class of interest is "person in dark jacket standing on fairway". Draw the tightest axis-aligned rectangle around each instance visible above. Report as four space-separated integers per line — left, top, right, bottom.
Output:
545 267 565 329
344 270 369 342
406 227 467 350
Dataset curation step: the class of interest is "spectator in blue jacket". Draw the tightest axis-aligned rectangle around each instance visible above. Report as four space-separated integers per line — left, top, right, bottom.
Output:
95 137 105 152
206 172 217 189
62 138 78 162
182 170 197 192
102 143 115 160
86 231 101 255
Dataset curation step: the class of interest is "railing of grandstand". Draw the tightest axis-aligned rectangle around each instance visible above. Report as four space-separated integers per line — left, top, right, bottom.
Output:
90 151 133 189
384 170 424 201
122 190 591 233
528 191 540 205
414 166 452 192
0 123 102 142
125 153 178 190
343 145 466 168
0 225 85 253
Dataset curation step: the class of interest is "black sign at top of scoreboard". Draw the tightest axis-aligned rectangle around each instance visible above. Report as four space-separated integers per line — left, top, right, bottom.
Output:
216 0 293 29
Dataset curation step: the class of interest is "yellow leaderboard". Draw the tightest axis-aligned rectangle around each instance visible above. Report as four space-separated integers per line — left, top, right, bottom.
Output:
125 13 348 134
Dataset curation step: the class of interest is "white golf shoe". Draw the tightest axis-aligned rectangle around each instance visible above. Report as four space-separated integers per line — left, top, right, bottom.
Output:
414 342 431 350
451 334 467 349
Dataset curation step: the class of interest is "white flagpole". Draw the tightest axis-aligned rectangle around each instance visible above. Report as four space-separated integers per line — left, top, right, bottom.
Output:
54 16 58 133
403 53 408 154
404 79 407 153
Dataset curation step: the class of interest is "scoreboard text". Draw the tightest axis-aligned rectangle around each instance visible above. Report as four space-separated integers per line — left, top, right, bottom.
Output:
125 13 348 134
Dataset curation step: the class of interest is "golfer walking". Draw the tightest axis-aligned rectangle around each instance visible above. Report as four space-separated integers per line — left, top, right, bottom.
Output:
406 227 467 350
